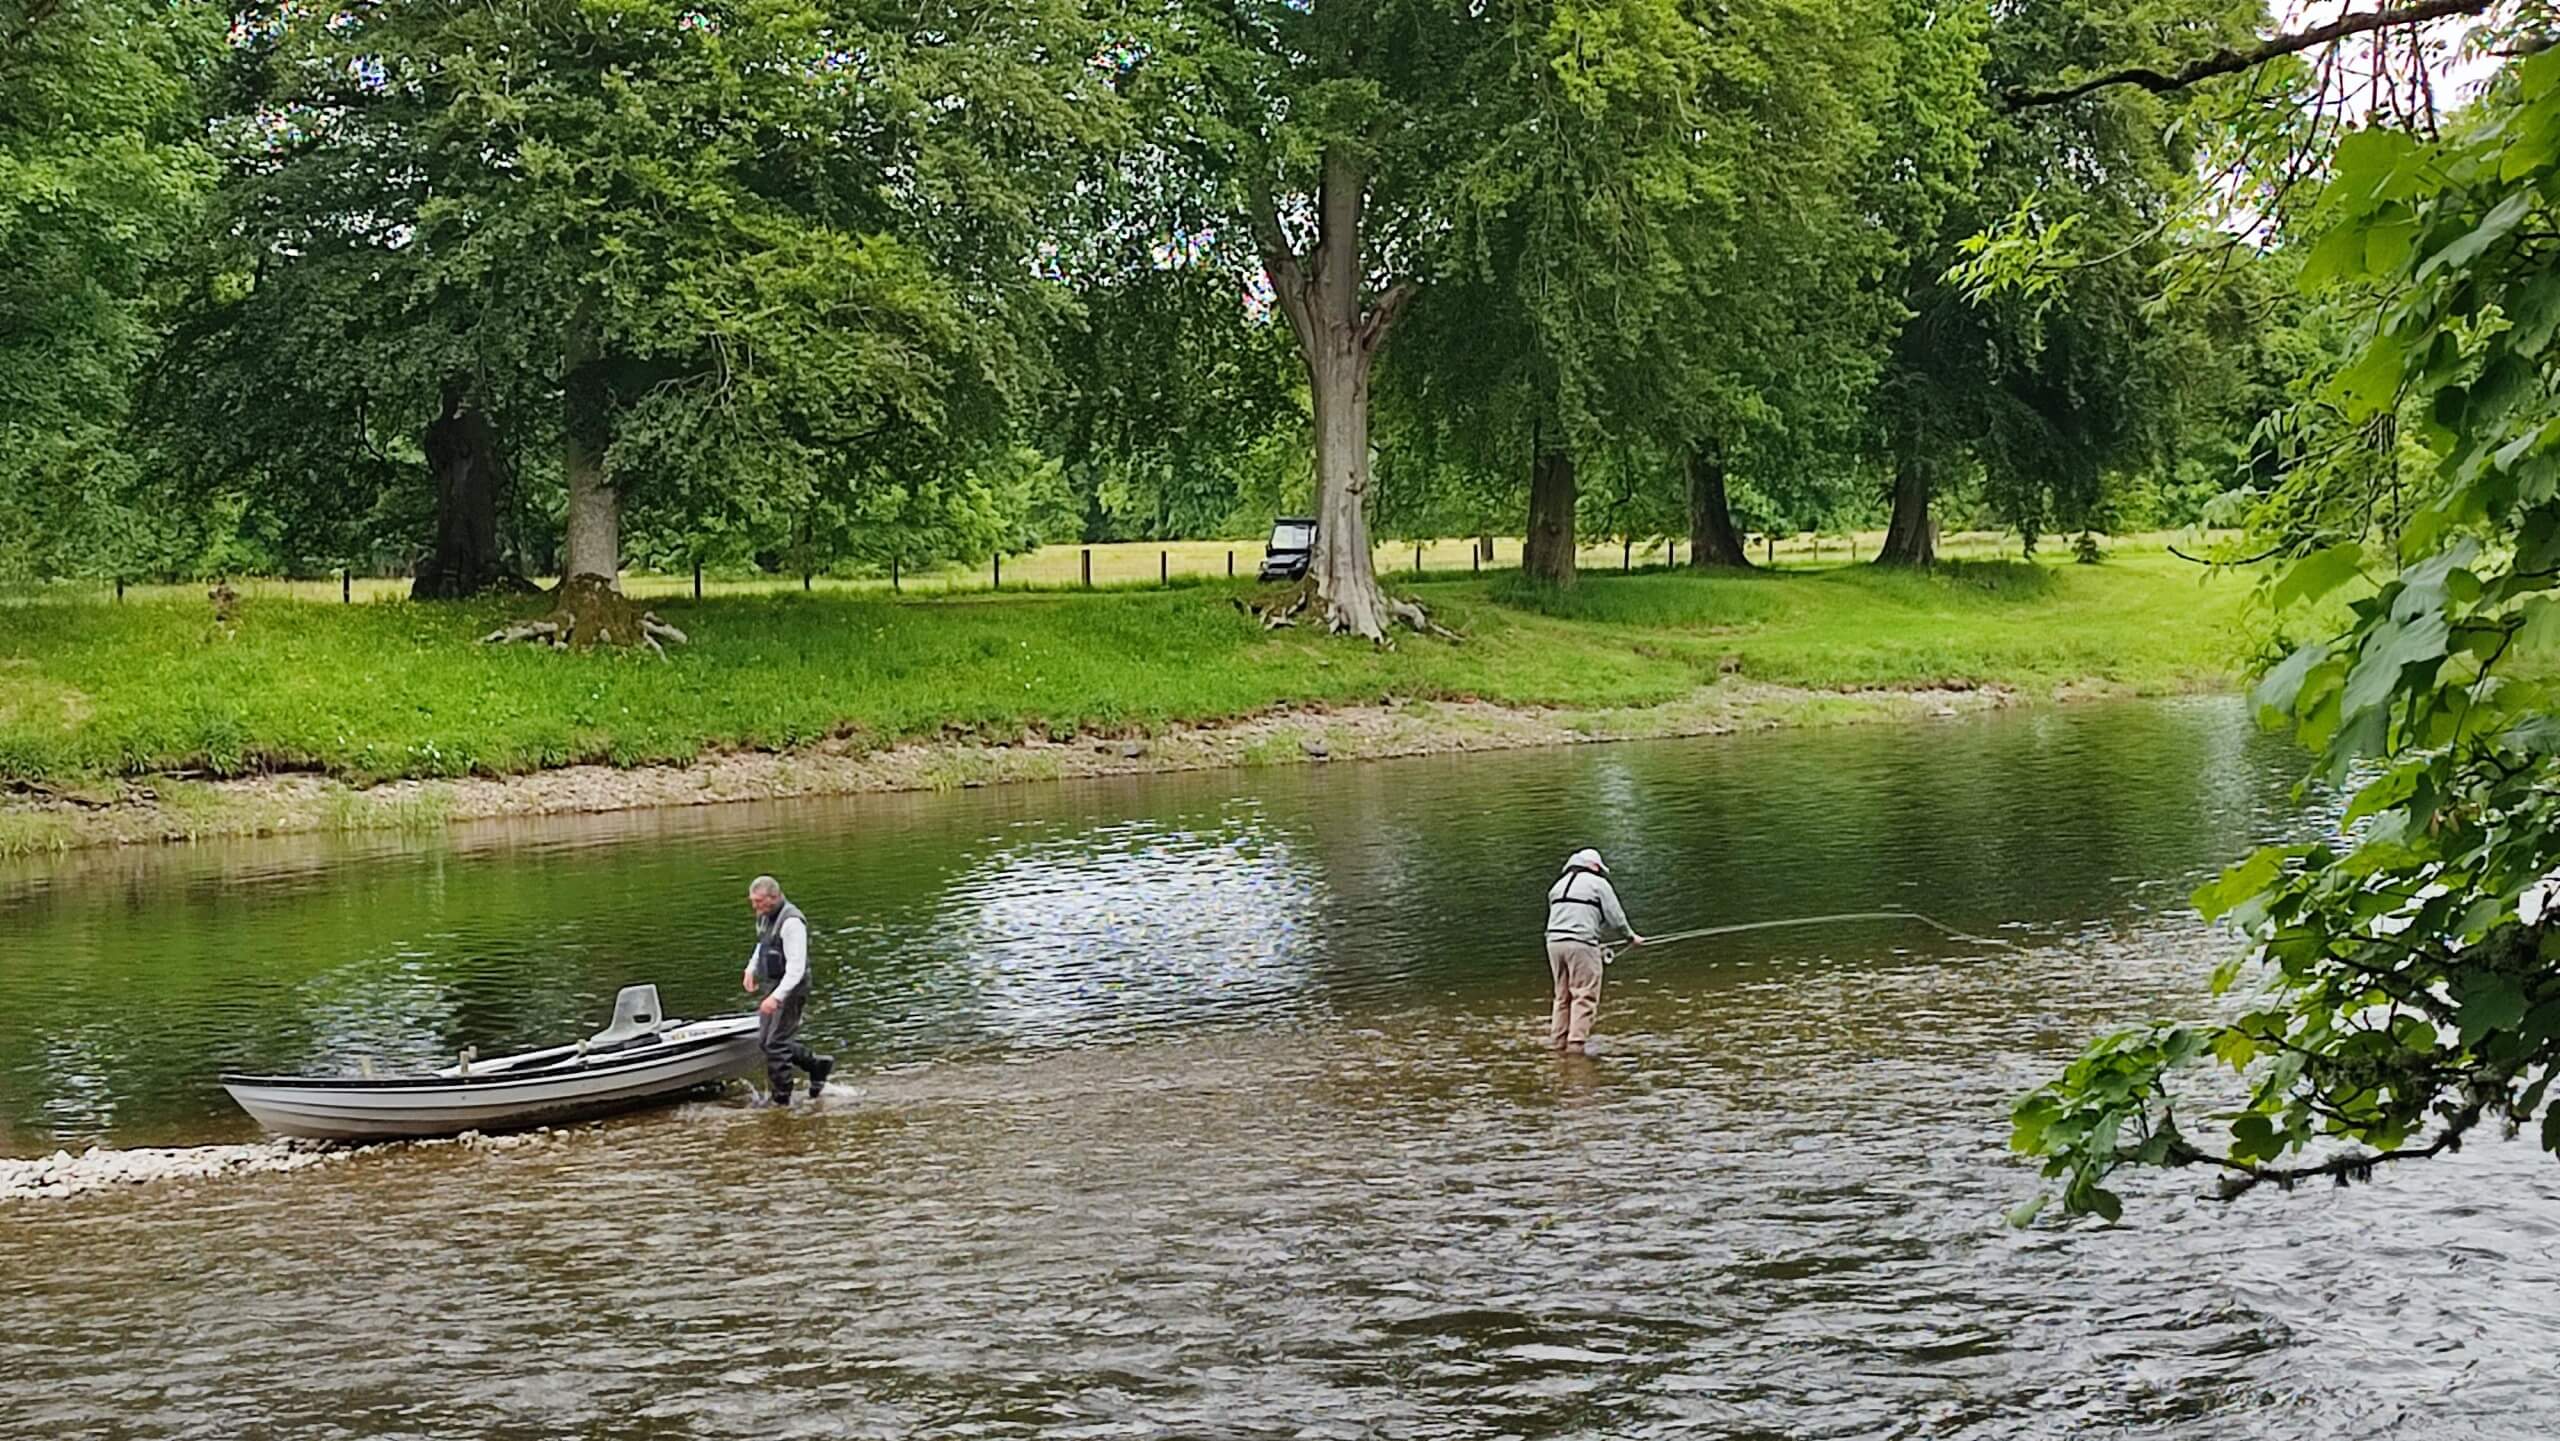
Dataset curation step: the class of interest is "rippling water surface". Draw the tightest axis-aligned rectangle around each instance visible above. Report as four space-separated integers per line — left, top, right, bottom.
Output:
2 698 2554 1438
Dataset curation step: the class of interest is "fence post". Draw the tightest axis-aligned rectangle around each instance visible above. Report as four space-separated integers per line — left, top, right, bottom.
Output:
803 567 811 592
993 553 1001 590
891 556 900 593
693 559 702 600
1622 539 1631 572
342 569 351 604
1472 546 1480 575
1766 534 1775 566
1415 541 1423 576
1160 550 1168 586
115 576 125 603
1227 549 1234 578
1082 547 1092 588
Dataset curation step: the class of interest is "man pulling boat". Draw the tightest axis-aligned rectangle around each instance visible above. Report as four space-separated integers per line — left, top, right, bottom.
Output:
744 875 834 1106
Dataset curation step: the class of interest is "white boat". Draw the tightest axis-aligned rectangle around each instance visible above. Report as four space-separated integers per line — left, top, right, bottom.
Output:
220 985 764 1140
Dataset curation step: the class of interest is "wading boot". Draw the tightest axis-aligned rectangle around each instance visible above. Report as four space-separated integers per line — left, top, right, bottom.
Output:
806 1055 835 1096
763 1073 795 1108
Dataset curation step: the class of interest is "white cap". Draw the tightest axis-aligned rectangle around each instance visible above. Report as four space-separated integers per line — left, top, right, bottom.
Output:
1565 848 1608 875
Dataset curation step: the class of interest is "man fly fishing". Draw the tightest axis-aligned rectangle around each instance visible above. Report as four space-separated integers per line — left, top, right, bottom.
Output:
1544 848 1646 1056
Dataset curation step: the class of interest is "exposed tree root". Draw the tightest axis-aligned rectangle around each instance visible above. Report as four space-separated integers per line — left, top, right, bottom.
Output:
1234 586 1314 630
1372 593 1461 643
480 573 688 653
1238 579 1460 646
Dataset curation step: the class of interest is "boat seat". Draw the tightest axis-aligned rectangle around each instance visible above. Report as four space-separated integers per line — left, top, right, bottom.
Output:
587 984 669 1048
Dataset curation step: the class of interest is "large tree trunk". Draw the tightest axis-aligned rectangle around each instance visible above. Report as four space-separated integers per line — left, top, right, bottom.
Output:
1523 444 1577 584
1686 447 1752 569
562 423 619 586
561 312 621 587
413 382 526 600
1307 333 1396 634
1250 147 1423 642
1874 448 1935 567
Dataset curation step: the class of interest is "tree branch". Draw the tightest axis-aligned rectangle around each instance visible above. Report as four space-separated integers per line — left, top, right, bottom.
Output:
1358 281 1418 353
2160 1096 2488 1199
2003 0 2496 110
1245 184 1311 341
2168 541 2289 566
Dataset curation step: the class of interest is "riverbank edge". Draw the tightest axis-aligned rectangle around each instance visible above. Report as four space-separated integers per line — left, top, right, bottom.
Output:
0 1126 590 1202
0 674 2219 855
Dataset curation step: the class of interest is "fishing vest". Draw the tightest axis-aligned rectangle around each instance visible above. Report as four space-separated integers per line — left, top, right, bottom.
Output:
1549 869 1606 929
754 899 808 987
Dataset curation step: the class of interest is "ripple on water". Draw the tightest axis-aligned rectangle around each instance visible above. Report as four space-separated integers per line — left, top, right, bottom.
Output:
0 701 2555 1436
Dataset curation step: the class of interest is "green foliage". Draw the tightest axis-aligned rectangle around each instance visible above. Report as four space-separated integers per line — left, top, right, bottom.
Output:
0 0 219 582
1032 186 1309 541
1385 0 1906 541
0 0 2311 586
2016 47 2560 1220
144 0 1109 582
1917 0 2274 550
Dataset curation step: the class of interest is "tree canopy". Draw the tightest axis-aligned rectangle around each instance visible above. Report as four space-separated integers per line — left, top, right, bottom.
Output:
145 0 1110 593
0 0 2346 614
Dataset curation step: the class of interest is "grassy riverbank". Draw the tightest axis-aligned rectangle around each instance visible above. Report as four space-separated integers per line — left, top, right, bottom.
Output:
0 547 2252 850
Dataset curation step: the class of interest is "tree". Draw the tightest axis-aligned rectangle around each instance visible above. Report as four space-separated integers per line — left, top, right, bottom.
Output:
1382 0 1901 586
155 0 1100 615
0 0 216 584
1490 0 1733 589
1871 0 2266 566
1113 2 1510 637
1039 258 1301 544
1660 0 1915 570
2013 27 2560 1220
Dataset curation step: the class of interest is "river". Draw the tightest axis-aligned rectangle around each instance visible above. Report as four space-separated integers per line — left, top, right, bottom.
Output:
1 697 2553 1438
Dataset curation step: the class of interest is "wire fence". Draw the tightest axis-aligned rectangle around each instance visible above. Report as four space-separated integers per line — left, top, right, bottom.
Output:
14 530 2225 606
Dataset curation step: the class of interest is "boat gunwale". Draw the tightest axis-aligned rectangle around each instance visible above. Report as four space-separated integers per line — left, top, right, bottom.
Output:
217 1018 759 1093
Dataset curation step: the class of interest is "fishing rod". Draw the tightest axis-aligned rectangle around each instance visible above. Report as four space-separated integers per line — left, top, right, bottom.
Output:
1607 909 2024 959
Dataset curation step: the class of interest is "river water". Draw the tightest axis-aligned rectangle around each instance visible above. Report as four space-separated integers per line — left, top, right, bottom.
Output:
1 698 2553 1438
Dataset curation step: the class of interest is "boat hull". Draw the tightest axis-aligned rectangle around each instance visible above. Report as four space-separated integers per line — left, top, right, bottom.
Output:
220 1018 765 1140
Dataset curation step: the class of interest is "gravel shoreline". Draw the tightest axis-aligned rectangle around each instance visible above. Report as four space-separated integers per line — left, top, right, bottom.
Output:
2 680 2092 855
0 1127 582 1203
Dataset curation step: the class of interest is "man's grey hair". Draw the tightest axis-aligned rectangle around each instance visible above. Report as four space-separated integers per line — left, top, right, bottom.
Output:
749 875 783 899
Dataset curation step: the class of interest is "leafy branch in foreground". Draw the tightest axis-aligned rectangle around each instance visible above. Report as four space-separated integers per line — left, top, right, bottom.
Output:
2012 45 2560 1222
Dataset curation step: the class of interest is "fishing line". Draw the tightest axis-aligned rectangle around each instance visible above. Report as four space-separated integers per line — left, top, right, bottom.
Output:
1618 909 2025 955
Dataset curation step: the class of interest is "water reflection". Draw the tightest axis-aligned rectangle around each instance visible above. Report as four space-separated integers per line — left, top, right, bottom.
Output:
935 812 1327 1043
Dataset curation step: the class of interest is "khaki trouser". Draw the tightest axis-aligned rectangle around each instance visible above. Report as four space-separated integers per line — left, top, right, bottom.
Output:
1546 938 1605 1048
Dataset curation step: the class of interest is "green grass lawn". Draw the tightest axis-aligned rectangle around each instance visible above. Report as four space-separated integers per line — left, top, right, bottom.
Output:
0 547 2254 785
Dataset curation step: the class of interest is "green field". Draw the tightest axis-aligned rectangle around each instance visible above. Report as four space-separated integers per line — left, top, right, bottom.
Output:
0 545 2252 786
